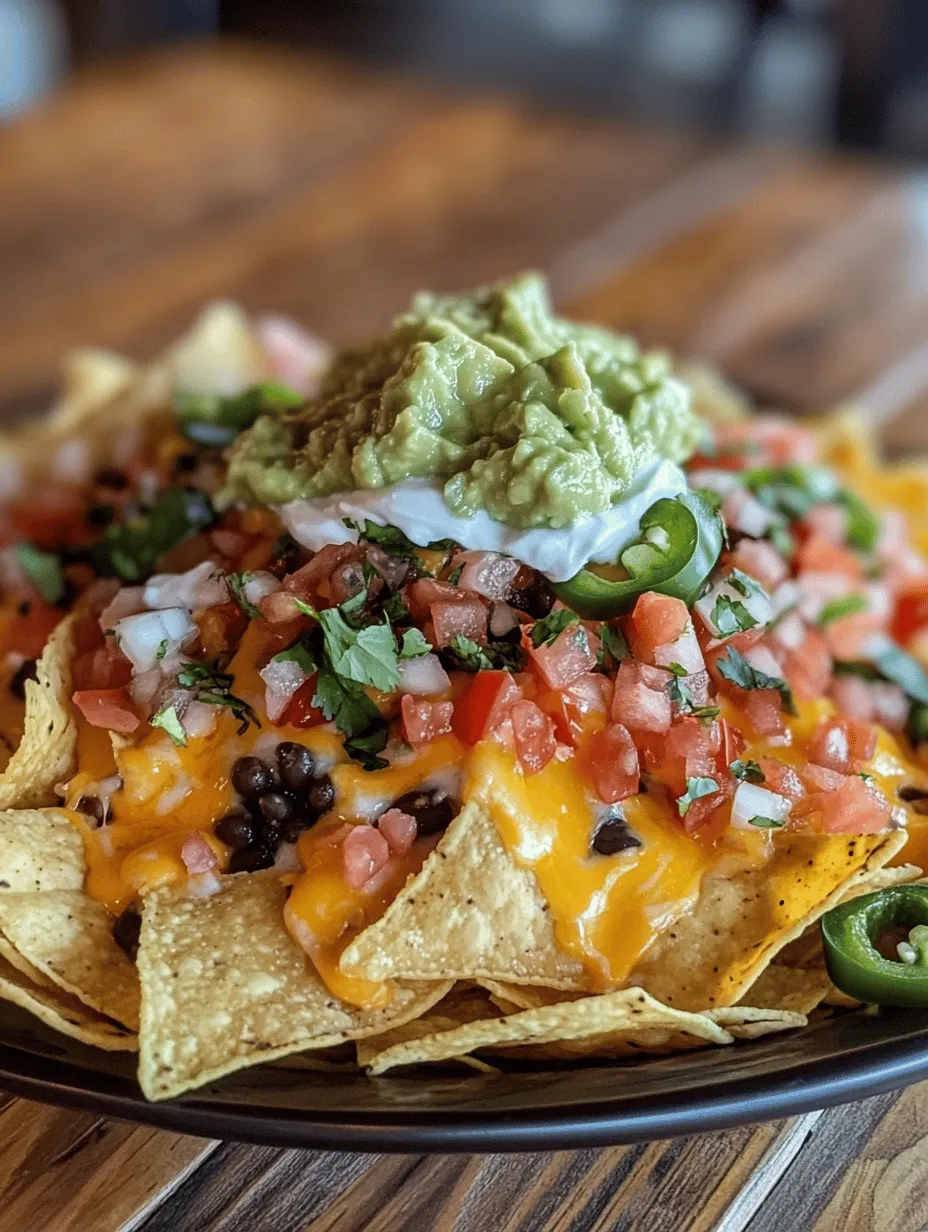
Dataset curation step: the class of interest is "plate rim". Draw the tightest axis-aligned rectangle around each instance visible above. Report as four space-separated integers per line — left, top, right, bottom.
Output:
2 1023 928 1151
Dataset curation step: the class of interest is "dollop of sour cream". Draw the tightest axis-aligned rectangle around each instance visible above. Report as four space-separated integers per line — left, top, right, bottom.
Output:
277 459 688 582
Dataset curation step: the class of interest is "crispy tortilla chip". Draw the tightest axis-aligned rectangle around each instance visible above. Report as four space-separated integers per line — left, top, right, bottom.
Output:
736 965 832 1015
706 1006 806 1039
0 617 77 811
137 872 451 1100
48 348 139 433
0 808 85 892
478 979 584 1015
357 985 501 1073
362 987 734 1074
340 802 586 989
0 953 135 1051
0 891 139 1030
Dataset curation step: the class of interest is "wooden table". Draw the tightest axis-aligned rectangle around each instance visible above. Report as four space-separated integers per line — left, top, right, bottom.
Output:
1 40 927 1232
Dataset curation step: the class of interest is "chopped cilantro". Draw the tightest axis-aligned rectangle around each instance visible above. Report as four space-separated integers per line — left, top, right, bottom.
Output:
92 487 215 582
872 643 928 707
294 599 401 693
155 638 168 662
150 703 187 747
176 662 259 735
667 674 695 711
399 628 432 659
748 815 784 829
175 381 303 448
710 593 757 637
272 637 317 675
716 646 797 715
343 722 390 771
338 586 369 623
530 608 580 647
15 544 64 604
382 591 409 623
677 776 719 817
600 624 631 667
446 635 494 672
727 568 762 597
730 759 765 783
818 593 867 627
443 633 523 673
312 667 381 738
227 571 263 620
665 662 688 677
838 489 881 552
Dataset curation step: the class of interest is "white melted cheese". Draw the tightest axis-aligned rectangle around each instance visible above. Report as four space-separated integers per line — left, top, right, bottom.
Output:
277 459 688 582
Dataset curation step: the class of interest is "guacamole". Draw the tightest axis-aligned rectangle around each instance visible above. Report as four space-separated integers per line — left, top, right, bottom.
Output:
223 273 702 530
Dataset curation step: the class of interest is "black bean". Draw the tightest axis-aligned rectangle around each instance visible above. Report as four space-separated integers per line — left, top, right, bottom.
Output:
173 452 199 474
9 658 37 701
281 814 315 843
258 791 295 825
112 907 141 961
228 844 276 873
231 756 274 800
592 811 642 856
390 789 455 837
94 467 128 490
75 794 105 824
86 503 115 528
16 601 30 617
276 741 316 792
214 811 257 850
306 774 335 817
512 573 555 619
899 785 928 815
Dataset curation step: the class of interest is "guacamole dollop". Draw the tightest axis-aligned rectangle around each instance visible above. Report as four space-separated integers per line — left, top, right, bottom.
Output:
223 273 702 530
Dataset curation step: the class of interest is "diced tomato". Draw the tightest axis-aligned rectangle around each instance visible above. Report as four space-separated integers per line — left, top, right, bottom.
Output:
377 809 418 858
758 758 805 801
682 783 731 836
795 533 862 582
511 700 557 774
798 763 846 793
9 488 88 548
259 591 303 623
197 601 248 662
610 659 671 733
541 672 611 746
830 674 875 723
846 716 877 762
801 503 848 545
631 592 690 656
71 641 132 692
181 833 218 875
783 627 832 702
431 598 487 648
280 676 326 728
0 597 62 661
729 539 789 590
738 688 786 739
71 688 140 733
823 610 884 661
401 694 454 748
342 824 390 890
528 625 596 690
667 717 717 780
719 718 746 768
284 544 362 599
808 718 851 773
451 671 522 745
580 723 639 803
891 579 928 644
820 775 891 834
405 578 479 622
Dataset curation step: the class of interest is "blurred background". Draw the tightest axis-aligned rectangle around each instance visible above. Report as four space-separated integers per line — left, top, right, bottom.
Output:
2 0 928 156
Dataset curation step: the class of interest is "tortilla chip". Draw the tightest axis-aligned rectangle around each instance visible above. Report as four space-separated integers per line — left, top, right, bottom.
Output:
477 979 584 1015
48 348 139 433
0 808 85 892
628 830 906 1011
357 985 501 1073
0 891 139 1030
137 872 452 1100
340 801 586 989
736 965 832 1015
706 1006 807 1039
0 617 77 811
0 952 135 1051
362 987 734 1075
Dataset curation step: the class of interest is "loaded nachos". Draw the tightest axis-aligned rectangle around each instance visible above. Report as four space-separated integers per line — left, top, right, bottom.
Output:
0 274 927 1099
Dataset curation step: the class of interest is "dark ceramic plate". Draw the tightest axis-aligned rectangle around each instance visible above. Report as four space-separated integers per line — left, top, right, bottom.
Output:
3 1001 928 1150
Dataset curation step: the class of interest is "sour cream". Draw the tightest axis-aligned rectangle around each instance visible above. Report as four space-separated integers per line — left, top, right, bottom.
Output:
277 458 688 582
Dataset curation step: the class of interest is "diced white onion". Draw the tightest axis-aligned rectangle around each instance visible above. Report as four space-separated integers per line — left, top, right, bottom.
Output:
397 653 451 697
870 682 910 732
731 781 792 831
50 437 91 484
694 578 772 639
797 570 853 622
185 871 223 898
725 490 777 538
770 610 805 652
272 841 302 873
115 608 197 674
453 550 522 600
182 700 218 740
257 315 332 397
743 643 784 678
687 469 741 496
143 561 228 612
243 571 281 606
770 579 802 618
259 657 309 721
653 627 705 674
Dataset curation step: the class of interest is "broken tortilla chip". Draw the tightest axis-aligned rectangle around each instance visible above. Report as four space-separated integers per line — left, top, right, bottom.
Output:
0 952 135 1051
356 985 501 1073
340 801 586 990
0 617 77 811
628 830 906 1011
0 891 139 1030
705 1006 806 1039
735 965 832 1015
362 987 735 1075
0 808 85 892
137 872 451 1100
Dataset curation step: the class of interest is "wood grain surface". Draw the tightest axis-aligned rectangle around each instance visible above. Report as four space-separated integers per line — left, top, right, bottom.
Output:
0 39 925 1232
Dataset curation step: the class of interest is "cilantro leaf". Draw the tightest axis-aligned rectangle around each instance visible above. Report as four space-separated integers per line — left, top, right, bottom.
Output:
312 667 381 737
818 594 867 627
730 759 765 783
600 624 631 667
382 591 409 623
667 674 695 710
710 593 757 637
319 611 399 693
150 703 187 747
872 643 928 707
399 628 432 659
677 776 719 817
446 635 494 672
716 646 797 715
15 543 64 603
748 815 785 829
175 661 260 735
175 381 303 447
92 487 215 582
343 722 390 771
837 489 880 552
227 571 263 620
530 609 579 648
443 634 524 673
273 637 317 675
665 662 688 677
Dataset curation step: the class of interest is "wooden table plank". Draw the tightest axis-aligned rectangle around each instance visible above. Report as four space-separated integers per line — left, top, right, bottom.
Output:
0 1097 217 1232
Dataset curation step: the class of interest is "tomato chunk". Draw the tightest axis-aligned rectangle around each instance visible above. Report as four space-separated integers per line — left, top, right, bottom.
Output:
795 533 862 581
580 723 640 803
280 676 326 728
451 671 522 745
528 625 596 689
401 694 454 748
631 592 690 656
511 700 557 774
72 688 139 733
611 659 671 733
430 598 488 649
